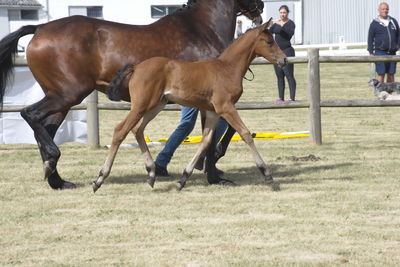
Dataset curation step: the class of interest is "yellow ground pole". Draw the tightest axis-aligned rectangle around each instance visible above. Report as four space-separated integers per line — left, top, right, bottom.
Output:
155 131 310 144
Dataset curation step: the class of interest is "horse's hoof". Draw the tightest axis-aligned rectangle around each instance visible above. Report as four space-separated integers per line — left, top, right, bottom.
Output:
176 181 185 191
61 181 77 190
147 177 155 188
92 181 101 193
265 174 274 184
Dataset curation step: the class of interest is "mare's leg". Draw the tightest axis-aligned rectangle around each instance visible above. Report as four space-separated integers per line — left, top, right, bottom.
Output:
219 105 273 184
133 100 167 188
92 108 144 192
177 111 219 190
21 96 80 189
35 111 75 189
215 125 236 161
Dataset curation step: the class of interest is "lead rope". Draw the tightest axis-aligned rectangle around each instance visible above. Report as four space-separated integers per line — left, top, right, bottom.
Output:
244 67 255 81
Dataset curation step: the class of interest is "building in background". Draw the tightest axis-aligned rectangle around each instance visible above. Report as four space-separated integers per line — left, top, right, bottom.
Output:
0 0 43 45
263 0 400 45
0 0 188 49
1 0 400 47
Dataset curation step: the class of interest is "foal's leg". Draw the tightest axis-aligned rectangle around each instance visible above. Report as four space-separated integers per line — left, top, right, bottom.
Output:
219 106 273 184
177 111 219 190
92 109 143 192
132 100 167 188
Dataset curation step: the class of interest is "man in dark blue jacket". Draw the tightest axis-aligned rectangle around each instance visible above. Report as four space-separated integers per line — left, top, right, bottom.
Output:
368 2 400 83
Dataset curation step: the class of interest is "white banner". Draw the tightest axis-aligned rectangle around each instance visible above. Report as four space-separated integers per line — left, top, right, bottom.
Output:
0 67 87 145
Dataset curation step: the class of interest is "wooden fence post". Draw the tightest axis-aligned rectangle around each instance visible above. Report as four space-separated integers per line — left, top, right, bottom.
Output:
307 48 322 145
87 91 100 148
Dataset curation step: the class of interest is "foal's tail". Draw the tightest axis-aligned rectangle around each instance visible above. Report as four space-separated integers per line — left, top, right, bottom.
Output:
106 64 135 101
0 25 38 109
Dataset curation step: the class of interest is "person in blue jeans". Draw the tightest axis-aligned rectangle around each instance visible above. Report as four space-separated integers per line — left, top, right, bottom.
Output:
155 106 229 184
368 2 400 83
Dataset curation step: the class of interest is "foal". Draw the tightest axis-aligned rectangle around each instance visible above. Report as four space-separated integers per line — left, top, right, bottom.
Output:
93 20 287 192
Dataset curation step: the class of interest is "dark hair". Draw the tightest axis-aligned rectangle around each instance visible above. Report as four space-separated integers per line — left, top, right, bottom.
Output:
279 5 289 13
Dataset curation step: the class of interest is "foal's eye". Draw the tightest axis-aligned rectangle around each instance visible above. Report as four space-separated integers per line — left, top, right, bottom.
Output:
266 40 273 46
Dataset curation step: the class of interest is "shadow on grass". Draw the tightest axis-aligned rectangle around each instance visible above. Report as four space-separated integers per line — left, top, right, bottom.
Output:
107 172 207 185
105 162 354 190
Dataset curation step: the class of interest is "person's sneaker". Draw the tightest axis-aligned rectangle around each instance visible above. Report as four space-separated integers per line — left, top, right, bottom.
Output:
275 98 285 103
155 163 169 176
287 99 295 103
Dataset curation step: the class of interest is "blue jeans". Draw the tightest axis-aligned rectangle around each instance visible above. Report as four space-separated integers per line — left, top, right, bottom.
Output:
155 106 228 168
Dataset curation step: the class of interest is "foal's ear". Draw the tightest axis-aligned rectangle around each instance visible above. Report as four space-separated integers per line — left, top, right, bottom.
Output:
259 17 273 32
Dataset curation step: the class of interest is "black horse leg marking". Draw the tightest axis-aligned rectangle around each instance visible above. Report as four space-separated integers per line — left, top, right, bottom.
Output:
21 97 76 189
40 111 77 189
177 169 189 191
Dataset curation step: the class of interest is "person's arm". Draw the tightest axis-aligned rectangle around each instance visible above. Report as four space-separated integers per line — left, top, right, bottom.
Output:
269 22 281 34
280 20 295 39
367 22 375 55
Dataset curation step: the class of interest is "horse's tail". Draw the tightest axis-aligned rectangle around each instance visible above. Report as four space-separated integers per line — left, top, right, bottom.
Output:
0 25 39 109
106 64 135 101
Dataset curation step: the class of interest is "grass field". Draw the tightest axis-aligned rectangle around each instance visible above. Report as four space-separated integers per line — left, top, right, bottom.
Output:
1 63 400 266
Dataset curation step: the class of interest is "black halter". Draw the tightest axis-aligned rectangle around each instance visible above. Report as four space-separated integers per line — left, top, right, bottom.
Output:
237 0 264 18
180 0 197 10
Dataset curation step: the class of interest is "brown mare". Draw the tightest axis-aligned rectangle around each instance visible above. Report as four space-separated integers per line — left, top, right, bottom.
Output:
92 20 287 192
0 0 264 190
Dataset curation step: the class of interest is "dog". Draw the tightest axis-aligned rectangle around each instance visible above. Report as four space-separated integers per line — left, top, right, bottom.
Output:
377 91 400 100
368 78 400 98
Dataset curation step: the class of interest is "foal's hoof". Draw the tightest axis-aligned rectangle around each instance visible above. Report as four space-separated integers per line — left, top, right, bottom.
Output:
147 177 156 188
61 181 77 190
265 174 274 184
92 181 101 193
176 181 186 191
